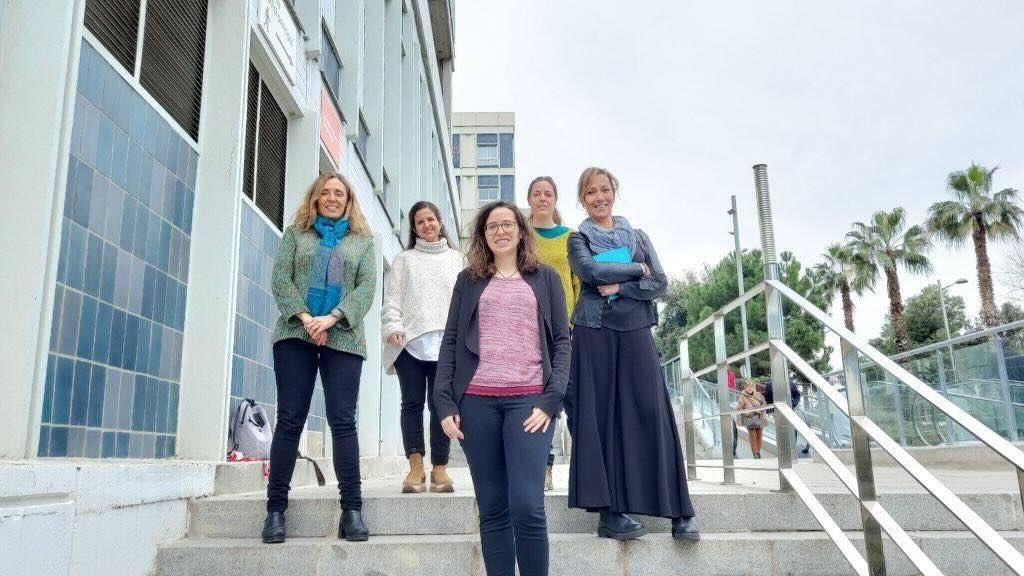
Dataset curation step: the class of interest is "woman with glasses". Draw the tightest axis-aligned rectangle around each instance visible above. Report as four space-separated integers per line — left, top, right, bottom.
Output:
434 201 571 576
565 167 699 542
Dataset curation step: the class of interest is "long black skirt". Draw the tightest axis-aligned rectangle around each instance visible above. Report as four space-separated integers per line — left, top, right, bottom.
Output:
565 325 695 519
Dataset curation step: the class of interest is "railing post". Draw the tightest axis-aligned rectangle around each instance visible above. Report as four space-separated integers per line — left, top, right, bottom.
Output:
714 315 735 484
841 338 886 576
935 349 954 444
678 338 698 478
753 164 795 488
993 334 1019 442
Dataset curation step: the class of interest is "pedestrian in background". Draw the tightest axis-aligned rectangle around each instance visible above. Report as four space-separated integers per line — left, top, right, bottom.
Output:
737 380 767 459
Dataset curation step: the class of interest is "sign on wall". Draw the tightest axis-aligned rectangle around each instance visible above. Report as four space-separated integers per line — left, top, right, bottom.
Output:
258 0 301 86
320 87 345 166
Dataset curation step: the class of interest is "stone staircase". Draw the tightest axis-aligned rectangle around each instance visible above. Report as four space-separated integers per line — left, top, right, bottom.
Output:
154 464 1024 575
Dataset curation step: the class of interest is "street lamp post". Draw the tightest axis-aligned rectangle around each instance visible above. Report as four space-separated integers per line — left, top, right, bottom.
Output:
729 195 752 379
937 278 968 380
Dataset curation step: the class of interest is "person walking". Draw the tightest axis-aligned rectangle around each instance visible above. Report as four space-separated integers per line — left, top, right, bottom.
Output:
564 167 699 542
737 380 767 459
434 201 571 576
262 172 376 544
381 201 465 494
527 176 581 491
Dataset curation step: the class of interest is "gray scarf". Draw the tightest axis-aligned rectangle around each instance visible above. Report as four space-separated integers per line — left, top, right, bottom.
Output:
578 216 638 256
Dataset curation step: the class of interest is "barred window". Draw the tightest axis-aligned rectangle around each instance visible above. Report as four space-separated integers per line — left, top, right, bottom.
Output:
243 64 288 230
84 0 209 141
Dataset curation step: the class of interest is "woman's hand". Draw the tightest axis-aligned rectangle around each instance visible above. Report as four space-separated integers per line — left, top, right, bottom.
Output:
441 415 464 440
387 333 406 347
300 314 326 345
597 284 620 297
307 315 339 337
523 408 551 434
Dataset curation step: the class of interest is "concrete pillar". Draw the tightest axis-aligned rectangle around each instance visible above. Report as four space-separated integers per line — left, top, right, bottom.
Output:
176 0 250 460
440 58 453 129
0 0 84 458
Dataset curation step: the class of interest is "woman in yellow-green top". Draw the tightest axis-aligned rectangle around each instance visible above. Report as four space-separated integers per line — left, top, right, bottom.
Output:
527 176 581 491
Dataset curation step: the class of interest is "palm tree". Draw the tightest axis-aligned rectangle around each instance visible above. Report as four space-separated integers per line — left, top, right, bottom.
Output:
813 243 873 332
926 163 1023 327
847 208 932 352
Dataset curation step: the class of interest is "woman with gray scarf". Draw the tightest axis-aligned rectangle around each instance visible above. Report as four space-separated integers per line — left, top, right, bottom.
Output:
564 167 699 542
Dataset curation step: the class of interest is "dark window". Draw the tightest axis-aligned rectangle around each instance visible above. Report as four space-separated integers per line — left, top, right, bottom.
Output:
500 176 514 202
320 24 343 104
477 133 497 168
478 175 499 203
500 133 514 168
243 65 288 230
139 0 209 140
242 64 259 201
85 0 209 141
355 114 370 162
84 0 142 73
452 134 460 168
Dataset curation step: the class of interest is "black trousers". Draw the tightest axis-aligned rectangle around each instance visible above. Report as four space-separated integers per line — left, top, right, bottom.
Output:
267 338 363 512
394 350 449 466
460 393 553 576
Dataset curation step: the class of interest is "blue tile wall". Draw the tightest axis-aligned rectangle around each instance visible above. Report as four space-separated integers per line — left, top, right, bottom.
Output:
39 40 195 459
230 202 327 454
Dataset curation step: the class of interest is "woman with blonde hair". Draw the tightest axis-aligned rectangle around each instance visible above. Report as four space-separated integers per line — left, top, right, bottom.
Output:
527 176 580 490
434 201 571 576
565 167 699 542
262 171 376 544
736 380 767 459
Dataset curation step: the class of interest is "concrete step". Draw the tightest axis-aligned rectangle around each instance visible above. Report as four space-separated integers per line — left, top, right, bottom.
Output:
186 487 1024 539
155 531 1024 576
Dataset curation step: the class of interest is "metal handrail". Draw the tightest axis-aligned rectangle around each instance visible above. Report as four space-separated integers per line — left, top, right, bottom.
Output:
676 278 1024 575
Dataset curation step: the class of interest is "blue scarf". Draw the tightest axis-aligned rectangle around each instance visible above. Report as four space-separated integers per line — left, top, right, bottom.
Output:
306 216 349 316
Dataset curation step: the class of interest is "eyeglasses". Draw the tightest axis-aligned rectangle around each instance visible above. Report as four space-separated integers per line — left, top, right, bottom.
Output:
485 220 518 235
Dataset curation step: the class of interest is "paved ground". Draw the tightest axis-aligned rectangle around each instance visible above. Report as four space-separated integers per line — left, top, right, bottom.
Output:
263 460 1023 500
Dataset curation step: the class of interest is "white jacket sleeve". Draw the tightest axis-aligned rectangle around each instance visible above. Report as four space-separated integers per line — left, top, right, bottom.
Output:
381 253 406 341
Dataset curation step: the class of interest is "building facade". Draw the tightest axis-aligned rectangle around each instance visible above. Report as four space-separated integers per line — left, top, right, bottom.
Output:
0 1 457 574
451 112 515 243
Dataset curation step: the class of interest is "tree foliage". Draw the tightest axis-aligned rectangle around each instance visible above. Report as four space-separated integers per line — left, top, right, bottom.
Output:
657 250 832 377
870 284 967 354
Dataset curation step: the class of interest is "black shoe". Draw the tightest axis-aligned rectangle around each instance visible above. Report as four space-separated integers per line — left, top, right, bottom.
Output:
754 452 761 459
597 511 646 541
672 517 701 541
262 511 286 544
339 509 369 542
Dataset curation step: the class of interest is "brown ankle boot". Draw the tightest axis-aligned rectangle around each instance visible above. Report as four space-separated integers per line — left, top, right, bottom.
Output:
429 464 454 493
402 454 426 493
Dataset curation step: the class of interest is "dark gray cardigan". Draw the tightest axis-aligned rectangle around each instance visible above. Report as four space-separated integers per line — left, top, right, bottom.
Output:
432 265 571 419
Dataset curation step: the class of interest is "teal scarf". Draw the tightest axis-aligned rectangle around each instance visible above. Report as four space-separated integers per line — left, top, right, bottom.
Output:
534 225 570 239
306 216 349 316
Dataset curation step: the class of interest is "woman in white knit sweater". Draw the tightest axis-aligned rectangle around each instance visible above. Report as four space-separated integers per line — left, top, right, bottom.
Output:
382 201 467 493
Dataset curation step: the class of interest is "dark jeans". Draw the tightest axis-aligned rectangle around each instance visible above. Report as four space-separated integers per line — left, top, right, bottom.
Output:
460 393 553 576
394 350 449 465
267 338 363 512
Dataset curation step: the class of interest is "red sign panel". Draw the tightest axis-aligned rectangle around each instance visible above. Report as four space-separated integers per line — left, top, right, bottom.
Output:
320 88 344 167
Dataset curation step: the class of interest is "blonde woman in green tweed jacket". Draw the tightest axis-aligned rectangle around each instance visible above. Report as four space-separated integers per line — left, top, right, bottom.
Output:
262 171 376 545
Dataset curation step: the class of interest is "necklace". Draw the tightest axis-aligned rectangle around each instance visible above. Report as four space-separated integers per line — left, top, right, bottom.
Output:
495 267 520 280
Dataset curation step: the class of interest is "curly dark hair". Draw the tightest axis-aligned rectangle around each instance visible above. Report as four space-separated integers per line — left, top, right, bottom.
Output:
466 201 541 280
406 201 454 250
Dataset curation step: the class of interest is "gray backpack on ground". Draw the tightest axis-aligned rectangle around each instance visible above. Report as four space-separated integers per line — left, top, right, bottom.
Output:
228 399 273 459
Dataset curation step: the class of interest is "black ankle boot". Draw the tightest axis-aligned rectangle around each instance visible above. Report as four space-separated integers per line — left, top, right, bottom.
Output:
262 511 286 544
339 509 369 542
597 510 646 541
672 516 700 541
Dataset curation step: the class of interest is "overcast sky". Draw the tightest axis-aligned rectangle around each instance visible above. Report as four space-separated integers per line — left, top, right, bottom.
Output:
451 0 1024 342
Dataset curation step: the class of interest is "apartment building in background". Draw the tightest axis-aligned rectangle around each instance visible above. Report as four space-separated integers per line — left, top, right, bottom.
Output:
451 112 516 244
